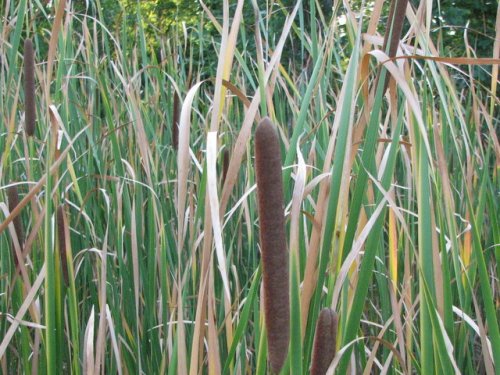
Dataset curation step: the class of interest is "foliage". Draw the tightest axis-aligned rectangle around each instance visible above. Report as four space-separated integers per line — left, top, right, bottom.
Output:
432 0 497 57
0 0 498 374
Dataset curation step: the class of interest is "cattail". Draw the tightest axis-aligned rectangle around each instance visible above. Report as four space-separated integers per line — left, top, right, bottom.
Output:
24 38 36 137
255 117 289 373
379 0 409 93
383 0 408 57
222 148 230 184
57 205 69 287
7 185 24 267
310 308 339 375
172 90 180 150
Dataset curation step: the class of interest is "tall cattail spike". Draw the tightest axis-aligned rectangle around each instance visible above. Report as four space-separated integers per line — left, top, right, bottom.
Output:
57 205 69 287
24 38 36 137
310 308 339 375
7 185 24 267
255 117 289 373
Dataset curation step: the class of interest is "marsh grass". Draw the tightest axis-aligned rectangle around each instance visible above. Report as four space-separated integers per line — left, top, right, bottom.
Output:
0 0 498 374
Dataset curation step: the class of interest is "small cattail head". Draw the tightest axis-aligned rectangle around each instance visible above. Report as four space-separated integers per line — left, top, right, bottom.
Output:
7 185 24 267
383 0 409 57
222 148 230 184
380 0 409 93
172 90 180 150
255 117 289 373
24 38 36 137
310 308 339 375
57 205 69 287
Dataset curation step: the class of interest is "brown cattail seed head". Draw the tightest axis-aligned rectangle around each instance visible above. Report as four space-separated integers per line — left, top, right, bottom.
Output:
255 117 289 373
222 148 230 184
57 205 69 287
383 0 409 58
172 90 180 150
310 308 339 375
381 0 409 92
7 185 24 267
24 38 36 137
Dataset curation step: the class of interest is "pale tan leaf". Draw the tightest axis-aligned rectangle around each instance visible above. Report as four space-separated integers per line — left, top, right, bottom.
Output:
106 304 122 375
177 81 205 252
290 139 307 263
83 306 95 375
206 131 231 300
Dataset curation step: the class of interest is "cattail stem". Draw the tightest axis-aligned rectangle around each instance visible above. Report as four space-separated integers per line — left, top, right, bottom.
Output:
310 308 338 375
24 38 36 137
255 117 289 374
7 185 24 268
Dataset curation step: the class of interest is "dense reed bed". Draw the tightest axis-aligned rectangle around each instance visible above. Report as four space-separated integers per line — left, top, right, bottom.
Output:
0 0 498 374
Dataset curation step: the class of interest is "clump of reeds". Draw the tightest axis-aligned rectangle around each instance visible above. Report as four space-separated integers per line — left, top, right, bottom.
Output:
24 38 36 137
254 117 289 373
172 90 180 150
310 308 338 375
7 185 24 268
57 205 69 287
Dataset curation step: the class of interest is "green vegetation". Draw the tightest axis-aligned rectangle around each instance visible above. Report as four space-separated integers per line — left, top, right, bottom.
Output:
0 0 498 374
